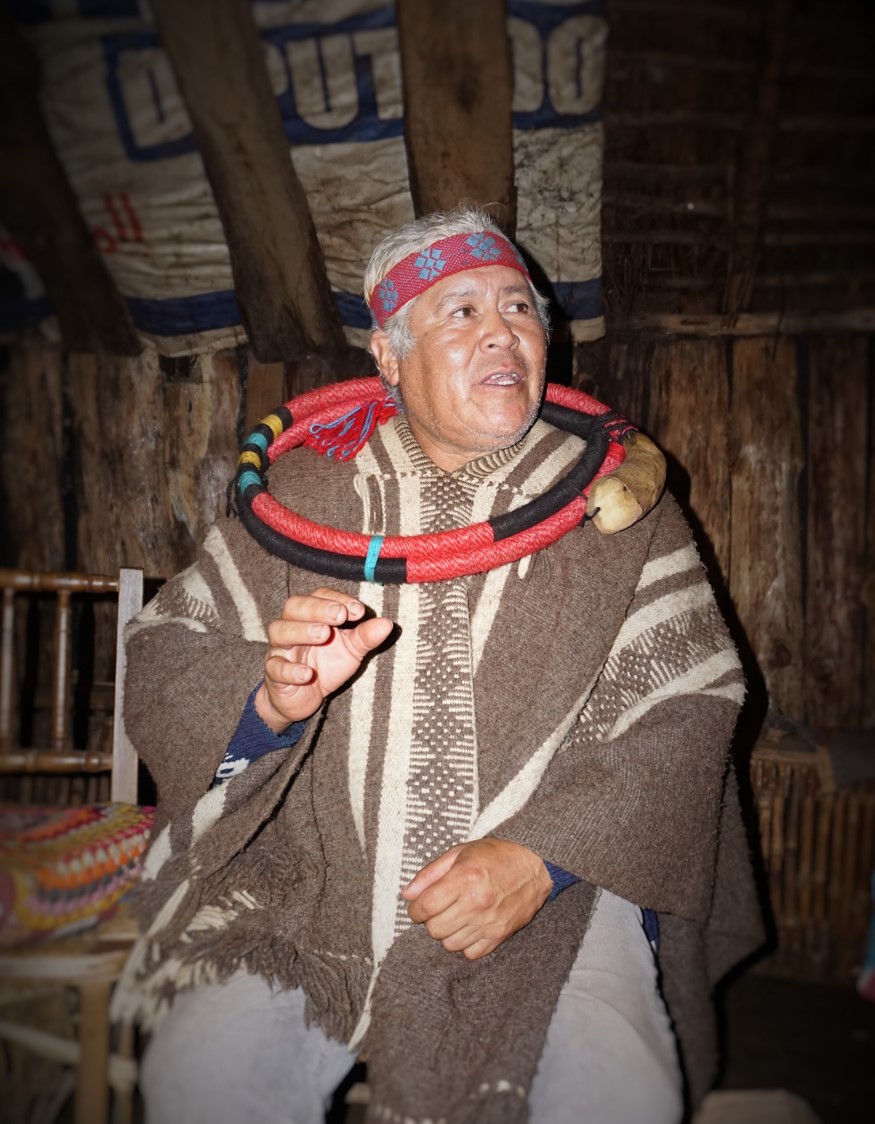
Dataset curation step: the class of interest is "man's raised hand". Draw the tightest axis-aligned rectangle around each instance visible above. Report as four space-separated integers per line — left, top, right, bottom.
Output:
256 589 393 732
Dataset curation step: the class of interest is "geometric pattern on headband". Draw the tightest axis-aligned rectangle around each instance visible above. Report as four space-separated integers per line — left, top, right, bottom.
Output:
367 230 532 328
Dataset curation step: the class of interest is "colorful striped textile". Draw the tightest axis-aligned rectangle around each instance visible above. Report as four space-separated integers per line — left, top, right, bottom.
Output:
0 802 154 946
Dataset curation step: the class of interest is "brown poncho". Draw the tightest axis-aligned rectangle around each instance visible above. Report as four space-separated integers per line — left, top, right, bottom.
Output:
113 417 763 1122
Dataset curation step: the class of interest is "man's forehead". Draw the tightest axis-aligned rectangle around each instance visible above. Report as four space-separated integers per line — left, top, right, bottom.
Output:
428 268 531 308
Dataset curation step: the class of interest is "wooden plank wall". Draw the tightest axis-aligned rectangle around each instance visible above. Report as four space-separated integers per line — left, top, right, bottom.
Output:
867 369 875 730
0 348 241 578
0 343 377 576
579 331 874 734
730 338 804 721
805 337 871 728
0 349 66 573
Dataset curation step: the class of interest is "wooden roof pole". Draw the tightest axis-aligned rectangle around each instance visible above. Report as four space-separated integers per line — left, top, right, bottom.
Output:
150 0 346 363
723 0 796 324
396 0 517 235
0 17 141 356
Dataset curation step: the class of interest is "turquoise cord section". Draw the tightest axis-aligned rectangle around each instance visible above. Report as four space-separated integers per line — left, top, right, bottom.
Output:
238 469 262 492
363 535 385 583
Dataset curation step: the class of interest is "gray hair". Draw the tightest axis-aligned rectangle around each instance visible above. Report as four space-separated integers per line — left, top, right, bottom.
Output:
364 206 551 359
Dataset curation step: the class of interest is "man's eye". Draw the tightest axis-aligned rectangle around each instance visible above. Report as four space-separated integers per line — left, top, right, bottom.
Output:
506 301 531 315
452 305 474 318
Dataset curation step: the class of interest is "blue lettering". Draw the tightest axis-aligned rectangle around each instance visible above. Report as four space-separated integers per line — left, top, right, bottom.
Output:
101 1 603 163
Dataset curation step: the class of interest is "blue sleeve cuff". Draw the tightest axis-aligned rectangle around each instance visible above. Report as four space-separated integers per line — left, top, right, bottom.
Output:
544 860 581 902
642 907 660 947
212 682 307 786
542 861 660 946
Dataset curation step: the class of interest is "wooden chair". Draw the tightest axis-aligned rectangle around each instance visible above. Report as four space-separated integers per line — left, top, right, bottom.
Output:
0 567 147 1124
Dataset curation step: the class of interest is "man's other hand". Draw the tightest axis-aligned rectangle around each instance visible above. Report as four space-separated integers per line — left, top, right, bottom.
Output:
256 589 393 732
402 838 553 960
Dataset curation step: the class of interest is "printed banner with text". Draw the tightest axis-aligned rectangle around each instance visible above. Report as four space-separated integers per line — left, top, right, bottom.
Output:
2 0 605 354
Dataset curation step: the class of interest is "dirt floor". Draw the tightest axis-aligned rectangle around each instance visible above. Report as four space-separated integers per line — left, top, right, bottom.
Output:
716 971 875 1124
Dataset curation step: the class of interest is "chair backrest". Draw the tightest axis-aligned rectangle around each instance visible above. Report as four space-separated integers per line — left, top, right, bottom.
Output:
0 567 144 803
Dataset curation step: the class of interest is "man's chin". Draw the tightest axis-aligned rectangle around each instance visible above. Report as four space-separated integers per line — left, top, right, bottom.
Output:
475 417 540 454
483 403 541 443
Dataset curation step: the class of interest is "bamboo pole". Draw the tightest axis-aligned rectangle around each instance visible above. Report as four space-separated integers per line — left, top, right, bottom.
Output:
797 768 818 931
839 796 860 980
610 48 754 72
605 110 875 132
757 760 775 869
0 588 13 752
827 792 847 976
857 795 875 962
606 164 875 186
783 768 802 971
769 772 787 925
625 271 875 291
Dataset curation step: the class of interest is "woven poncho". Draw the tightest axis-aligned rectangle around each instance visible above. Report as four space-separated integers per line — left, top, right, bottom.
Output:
113 416 763 1122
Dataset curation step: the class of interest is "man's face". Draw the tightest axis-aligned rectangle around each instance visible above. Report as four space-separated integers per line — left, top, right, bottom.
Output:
370 264 548 473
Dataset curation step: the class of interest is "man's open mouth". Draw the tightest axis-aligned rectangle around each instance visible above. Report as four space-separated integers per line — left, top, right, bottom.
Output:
480 369 522 386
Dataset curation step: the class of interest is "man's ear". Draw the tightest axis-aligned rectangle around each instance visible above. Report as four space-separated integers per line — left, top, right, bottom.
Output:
370 331 400 387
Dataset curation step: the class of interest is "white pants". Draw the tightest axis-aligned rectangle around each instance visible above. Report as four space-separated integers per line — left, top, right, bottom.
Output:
141 890 683 1124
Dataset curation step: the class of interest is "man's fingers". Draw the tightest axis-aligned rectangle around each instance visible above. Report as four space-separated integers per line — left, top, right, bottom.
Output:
263 653 315 687
460 939 494 961
418 900 474 938
267 619 392 676
406 839 552 960
271 595 390 656
280 590 366 624
259 592 393 733
402 844 464 901
421 914 497 959
268 618 329 649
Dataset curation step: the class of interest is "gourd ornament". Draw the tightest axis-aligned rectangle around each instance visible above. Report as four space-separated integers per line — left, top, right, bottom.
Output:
587 429 667 535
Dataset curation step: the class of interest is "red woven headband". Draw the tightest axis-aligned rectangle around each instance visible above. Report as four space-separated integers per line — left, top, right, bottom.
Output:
366 230 532 328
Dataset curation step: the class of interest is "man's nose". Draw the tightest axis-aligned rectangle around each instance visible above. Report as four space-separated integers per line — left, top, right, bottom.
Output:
480 307 519 349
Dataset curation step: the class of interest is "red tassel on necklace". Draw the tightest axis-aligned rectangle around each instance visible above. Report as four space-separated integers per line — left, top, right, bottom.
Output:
305 394 399 461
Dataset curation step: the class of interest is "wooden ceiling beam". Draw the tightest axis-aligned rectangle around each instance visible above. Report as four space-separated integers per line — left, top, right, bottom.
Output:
617 307 875 336
0 17 140 356
150 0 345 363
396 0 516 235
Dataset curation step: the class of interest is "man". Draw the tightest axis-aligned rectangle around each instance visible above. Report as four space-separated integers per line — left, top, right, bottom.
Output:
115 208 762 1124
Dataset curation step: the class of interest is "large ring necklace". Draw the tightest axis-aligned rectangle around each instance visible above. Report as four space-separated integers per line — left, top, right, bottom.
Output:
233 378 629 584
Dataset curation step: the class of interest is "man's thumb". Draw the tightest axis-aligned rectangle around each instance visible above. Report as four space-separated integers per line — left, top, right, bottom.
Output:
350 616 393 656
